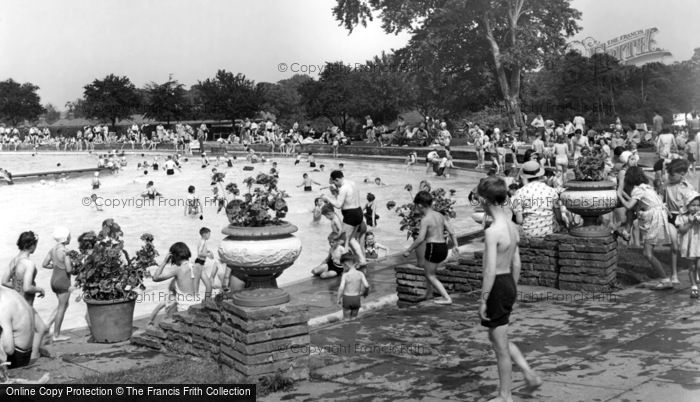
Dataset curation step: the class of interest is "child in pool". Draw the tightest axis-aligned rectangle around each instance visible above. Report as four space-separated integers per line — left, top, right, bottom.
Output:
185 185 203 219
364 231 388 260
142 181 161 199
321 203 341 235
312 198 325 225
364 193 379 228
308 153 316 168
405 152 417 170
297 173 320 192
91 172 100 190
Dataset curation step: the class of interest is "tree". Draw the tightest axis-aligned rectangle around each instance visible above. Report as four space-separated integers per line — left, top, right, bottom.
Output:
143 79 190 125
65 98 88 119
0 79 45 126
43 103 61 124
333 0 581 130
82 74 142 129
192 70 261 121
258 74 312 127
298 62 365 131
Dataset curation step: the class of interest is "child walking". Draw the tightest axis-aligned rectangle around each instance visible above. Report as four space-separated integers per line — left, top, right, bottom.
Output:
477 176 542 401
619 166 678 289
675 193 700 298
336 253 370 319
193 227 214 300
185 185 203 219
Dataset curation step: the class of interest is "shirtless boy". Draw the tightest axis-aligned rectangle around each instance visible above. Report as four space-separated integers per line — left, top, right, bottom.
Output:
336 253 370 319
403 190 459 305
477 176 541 402
321 171 367 266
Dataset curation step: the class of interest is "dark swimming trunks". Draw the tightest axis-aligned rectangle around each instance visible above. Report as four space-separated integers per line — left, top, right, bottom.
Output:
310 162 316 168
194 257 206 265
153 164 159 170
425 242 448 264
342 294 361 310
304 186 312 192
481 273 517 328
166 169 174 175
7 346 32 369
341 207 364 226
326 257 344 275
92 184 99 190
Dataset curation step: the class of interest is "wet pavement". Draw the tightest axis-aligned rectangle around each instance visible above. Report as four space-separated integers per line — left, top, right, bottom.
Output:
263 280 700 401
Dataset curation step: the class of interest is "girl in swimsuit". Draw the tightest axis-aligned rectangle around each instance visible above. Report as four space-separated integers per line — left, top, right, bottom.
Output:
2 232 49 360
42 226 73 341
553 135 570 180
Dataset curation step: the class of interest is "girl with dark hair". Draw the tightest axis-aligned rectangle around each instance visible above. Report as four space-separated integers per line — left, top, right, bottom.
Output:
152 242 198 315
618 166 678 289
1 231 49 360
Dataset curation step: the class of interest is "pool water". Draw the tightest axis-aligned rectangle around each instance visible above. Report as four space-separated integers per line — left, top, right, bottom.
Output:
0 152 483 330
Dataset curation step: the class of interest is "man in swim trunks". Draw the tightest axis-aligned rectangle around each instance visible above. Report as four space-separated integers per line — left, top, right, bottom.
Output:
321 170 367 266
0 283 36 369
477 176 541 401
403 191 459 304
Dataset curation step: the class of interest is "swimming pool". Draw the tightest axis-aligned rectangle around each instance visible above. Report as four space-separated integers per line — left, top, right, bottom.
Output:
0 151 484 330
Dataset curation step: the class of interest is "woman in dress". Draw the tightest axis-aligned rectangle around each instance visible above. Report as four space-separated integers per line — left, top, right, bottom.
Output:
618 167 677 289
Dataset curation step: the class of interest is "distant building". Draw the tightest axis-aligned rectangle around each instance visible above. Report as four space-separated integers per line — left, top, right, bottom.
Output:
568 27 672 66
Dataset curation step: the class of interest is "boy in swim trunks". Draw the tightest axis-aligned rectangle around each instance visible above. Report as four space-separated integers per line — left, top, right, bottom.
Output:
297 173 320 192
403 191 459 305
477 176 541 402
194 228 214 300
0 283 36 369
311 233 347 279
336 253 370 319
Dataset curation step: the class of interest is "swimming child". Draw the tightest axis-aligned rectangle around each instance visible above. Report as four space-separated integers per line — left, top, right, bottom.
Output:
405 151 417 170
336 253 370 319
297 173 320 192
201 152 210 168
675 192 700 298
312 198 325 225
374 177 387 186
311 232 347 279
91 172 100 190
364 231 388 260
477 175 542 401
308 152 316 168
185 185 203 220
321 203 341 235
90 194 103 212
364 193 379 228
142 181 161 199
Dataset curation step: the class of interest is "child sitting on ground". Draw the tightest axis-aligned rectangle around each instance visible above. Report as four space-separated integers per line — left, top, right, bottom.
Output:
336 253 370 320
311 232 347 278
297 173 320 192
364 231 388 260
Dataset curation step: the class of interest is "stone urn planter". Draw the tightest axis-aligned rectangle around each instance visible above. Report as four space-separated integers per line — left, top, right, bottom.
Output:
218 222 302 307
559 180 617 237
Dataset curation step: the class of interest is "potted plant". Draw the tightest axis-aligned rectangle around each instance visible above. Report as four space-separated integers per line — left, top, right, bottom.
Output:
72 220 147 343
218 173 301 307
389 182 457 266
559 146 618 237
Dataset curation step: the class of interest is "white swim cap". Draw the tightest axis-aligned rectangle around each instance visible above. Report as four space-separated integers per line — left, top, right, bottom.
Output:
53 226 70 243
619 151 632 165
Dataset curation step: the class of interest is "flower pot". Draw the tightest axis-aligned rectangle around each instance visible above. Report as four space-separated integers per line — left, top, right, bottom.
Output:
218 222 302 307
560 180 617 237
84 298 136 343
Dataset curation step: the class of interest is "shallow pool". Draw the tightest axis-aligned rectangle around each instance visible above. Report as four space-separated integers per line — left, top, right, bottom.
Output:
0 151 483 330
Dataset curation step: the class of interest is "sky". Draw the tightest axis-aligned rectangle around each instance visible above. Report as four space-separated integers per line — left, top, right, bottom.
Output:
1 0 699 109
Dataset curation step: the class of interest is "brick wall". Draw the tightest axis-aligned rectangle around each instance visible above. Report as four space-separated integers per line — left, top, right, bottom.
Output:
132 299 309 383
396 234 617 304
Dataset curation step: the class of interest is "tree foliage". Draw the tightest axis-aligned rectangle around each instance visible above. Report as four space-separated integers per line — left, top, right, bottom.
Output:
193 70 261 122
143 79 190 124
0 79 45 126
82 74 142 129
258 74 312 127
333 0 581 130
42 103 61 124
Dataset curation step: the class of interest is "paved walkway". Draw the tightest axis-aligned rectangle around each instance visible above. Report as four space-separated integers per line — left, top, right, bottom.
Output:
263 281 700 401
